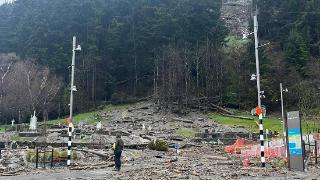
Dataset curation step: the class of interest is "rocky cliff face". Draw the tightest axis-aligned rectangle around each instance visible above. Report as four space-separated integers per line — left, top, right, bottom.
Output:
221 0 252 37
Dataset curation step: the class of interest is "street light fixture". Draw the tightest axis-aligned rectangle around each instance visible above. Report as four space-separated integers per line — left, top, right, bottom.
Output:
250 74 257 81
75 45 81 51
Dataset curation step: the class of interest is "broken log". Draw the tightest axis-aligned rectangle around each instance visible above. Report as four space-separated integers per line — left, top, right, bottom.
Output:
215 161 236 165
125 143 149 149
219 113 254 120
139 134 153 141
210 104 234 115
128 106 149 112
169 136 184 141
206 155 228 160
171 118 193 124
179 143 202 149
75 149 110 158
70 163 114 170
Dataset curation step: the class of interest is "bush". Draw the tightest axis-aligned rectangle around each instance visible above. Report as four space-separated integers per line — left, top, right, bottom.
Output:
148 139 168 151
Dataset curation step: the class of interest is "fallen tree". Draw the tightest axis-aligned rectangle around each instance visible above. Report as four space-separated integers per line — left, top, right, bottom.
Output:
210 104 234 115
75 148 110 158
219 113 254 120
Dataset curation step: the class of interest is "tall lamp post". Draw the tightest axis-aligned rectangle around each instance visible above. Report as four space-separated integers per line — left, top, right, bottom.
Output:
254 14 265 168
280 83 288 157
245 13 266 167
67 36 81 166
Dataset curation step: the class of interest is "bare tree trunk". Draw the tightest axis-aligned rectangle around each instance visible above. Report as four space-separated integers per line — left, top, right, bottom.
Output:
43 108 48 140
92 63 96 103
131 7 138 96
0 61 13 122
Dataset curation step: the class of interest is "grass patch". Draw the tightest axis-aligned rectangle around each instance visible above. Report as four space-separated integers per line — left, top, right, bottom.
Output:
0 125 8 133
176 129 196 137
209 113 320 135
0 102 137 131
10 133 22 141
209 113 257 132
46 103 136 126
25 149 78 163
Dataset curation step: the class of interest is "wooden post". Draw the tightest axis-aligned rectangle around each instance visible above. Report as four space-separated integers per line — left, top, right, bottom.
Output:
307 132 310 151
302 140 305 161
315 141 318 164
51 149 53 168
36 149 38 168
44 150 46 168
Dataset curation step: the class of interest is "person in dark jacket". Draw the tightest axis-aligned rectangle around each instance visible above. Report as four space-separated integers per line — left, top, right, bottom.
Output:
114 134 124 171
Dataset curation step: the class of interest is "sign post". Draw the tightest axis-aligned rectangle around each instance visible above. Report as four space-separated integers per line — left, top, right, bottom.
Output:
286 111 304 171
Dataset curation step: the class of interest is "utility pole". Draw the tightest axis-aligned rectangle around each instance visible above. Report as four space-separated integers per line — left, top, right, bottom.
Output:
280 83 288 158
254 14 265 167
67 36 81 166
280 83 285 137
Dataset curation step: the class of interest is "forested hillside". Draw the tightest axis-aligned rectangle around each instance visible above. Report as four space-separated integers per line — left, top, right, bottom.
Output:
0 0 320 123
257 0 320 116
0 0 228 122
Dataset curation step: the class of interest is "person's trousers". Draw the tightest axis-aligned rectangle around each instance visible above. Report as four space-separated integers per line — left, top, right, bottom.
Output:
114 150 122 170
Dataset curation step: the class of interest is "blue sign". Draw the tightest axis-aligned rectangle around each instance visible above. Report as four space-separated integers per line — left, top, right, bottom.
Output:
288 128 302 155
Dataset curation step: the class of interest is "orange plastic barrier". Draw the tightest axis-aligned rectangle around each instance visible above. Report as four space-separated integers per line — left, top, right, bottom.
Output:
241 146 286 158
225 138 256 154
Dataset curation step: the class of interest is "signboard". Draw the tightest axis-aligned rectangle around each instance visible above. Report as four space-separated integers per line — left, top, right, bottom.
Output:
288 129 302 155
286 111 304 171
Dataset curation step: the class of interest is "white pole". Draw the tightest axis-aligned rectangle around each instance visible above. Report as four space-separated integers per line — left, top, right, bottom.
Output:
67 36 76 166
254 14 265 168
70 36 76 121
280 83 287 158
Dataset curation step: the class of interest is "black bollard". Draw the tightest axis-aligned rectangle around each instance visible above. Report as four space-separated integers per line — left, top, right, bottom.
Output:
36 149 39 168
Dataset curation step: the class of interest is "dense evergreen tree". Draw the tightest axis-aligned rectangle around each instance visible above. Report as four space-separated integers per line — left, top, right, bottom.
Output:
257 0 320 115
0 0 226 119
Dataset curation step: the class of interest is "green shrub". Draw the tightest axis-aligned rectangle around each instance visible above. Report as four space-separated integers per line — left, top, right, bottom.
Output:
148 139 168 151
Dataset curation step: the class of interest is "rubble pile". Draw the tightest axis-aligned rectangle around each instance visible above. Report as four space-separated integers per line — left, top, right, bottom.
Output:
0 150 26 175
221 0 252 36
0 101 319 179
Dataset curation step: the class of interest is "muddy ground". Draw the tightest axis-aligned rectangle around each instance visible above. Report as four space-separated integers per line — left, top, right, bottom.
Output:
0 101 319 179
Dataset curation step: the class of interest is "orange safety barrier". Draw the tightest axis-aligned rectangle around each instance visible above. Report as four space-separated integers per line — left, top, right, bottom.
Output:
225 138 256 154
241 146 286 158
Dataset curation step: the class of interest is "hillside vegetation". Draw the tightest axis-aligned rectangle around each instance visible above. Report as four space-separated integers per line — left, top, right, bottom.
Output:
0 0 319 123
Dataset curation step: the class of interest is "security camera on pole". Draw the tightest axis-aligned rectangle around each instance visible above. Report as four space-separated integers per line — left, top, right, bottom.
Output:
67 36 81 166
